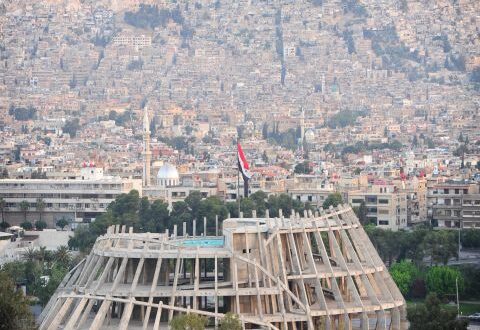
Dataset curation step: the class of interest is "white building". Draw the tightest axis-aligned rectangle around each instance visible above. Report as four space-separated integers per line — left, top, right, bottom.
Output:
0 167 141 228
348 185 408 231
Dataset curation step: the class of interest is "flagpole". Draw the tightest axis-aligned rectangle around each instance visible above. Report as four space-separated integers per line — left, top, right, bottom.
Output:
237 166 241 216
237 137 241 217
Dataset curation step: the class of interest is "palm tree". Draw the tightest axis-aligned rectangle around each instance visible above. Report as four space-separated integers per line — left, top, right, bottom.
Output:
19 200 30 222
0 197 6 227
54 246 71 268
22 247 37 262
36 198 46 223
36 246 52 263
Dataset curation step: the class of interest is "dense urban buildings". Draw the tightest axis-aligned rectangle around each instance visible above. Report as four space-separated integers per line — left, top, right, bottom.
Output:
0 0 479 328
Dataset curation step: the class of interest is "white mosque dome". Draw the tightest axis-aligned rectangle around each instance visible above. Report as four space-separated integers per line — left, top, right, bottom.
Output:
305 129 315 143
156 163 180 187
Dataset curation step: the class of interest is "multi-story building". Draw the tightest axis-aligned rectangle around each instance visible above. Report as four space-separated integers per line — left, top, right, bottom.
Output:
348 184 408 231
405 176 428 226
427 180 480 229
287 174 335 208
0 167 141 228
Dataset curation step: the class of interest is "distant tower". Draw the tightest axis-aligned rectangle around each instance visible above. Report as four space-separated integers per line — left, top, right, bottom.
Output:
143 106 152 187
300 106 305 141
321 73 326 95
298 107 305 151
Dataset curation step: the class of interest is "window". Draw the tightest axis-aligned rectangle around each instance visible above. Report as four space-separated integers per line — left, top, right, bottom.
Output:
444 189 449 194
366 196 377 203
378 199 389 204
308 196 313 202
352 199 364 204
455 189 460 194
378 209 389 215
379 220 389 225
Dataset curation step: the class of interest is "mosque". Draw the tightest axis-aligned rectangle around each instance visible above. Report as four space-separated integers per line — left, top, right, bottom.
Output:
140 107 216 208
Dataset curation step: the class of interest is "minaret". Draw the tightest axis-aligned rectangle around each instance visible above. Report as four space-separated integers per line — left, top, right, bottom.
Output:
300 106 305 141
143 106 152 187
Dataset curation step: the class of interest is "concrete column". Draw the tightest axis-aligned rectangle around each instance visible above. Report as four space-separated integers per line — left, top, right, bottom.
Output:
204 216 207 236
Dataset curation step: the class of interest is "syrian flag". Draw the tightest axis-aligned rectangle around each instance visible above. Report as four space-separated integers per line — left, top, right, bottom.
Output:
237 142 251 197
237 143 251 180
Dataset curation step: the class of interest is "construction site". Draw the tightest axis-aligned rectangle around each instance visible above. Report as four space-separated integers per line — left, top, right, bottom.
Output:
39 205 407 329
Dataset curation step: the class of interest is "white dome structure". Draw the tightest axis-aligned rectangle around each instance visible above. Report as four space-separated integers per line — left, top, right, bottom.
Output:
156 163 180 187
305 128 315 143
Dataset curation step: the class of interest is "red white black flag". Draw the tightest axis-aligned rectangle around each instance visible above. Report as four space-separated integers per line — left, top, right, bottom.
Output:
237 142 251 181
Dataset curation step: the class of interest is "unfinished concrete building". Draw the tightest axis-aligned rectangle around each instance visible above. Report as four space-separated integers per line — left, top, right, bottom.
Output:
39 205 407 329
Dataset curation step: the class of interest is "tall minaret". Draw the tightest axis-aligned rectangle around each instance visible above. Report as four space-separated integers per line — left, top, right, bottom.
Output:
300 106 305 141
143 106 152 187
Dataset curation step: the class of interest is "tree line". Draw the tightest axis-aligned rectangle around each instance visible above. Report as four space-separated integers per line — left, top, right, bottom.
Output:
124 4 184 30
68 190 316 253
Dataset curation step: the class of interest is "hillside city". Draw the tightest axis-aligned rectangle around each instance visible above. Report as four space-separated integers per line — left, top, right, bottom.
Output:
0 0 480 329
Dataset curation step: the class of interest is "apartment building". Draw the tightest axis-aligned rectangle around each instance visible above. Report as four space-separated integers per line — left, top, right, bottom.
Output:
427 180 480 229
0 167 141 228
405 176 428 226
287 175 335 208
348 184 408 231
112 34 152 49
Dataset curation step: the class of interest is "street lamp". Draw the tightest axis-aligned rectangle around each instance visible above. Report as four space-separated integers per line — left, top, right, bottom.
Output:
456 276 460 317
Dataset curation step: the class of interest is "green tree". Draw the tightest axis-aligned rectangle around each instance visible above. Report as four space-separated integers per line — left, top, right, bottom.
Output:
0 271 36 330
1 261 26 284
170 313 208 330
68 225 97 253
389 260 418 296
322 193 343 209
407 293 468 330
35 220 47 231
460 229 480 248
458 264 480 300
185 191 203 217
36 198 46 223
19 200 29 222
139 199 170 233
35 246 52 263
22 247 37 263
20 221 33 230
197 197 228 234
421 230 457 265
56 218 69 230
0 197 6 228
219 312 242 330
63 118 80 137
53 246 71 269
352 200 368 225
294 161 313 174
425 266 464 297
36 263 68 306
249 191 268 217
240 198 256 217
